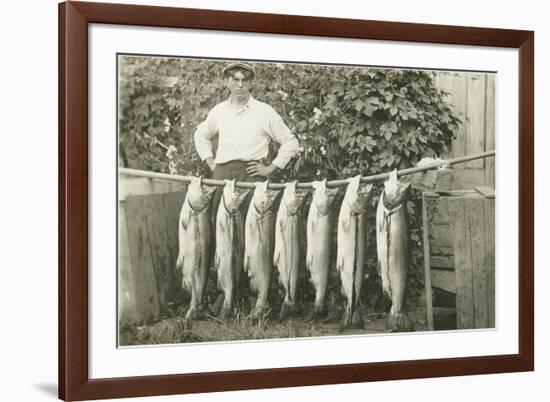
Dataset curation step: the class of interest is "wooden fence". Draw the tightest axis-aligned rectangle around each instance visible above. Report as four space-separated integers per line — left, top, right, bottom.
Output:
427 73 496 330
434 72 496 188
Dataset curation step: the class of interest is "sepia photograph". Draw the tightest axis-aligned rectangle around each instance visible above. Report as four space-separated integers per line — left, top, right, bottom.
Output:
117 54 496 346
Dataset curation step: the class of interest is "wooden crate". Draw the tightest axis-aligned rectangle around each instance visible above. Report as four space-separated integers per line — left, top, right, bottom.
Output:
118 175 188 324
424 192 495 330
448 195 495 329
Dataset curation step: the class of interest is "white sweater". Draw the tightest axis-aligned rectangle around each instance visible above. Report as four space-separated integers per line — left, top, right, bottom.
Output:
193 97 299 169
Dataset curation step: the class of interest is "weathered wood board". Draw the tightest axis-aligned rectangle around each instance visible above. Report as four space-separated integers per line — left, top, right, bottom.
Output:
119 176 182 201
448 195 495 329
124 196 161 323
118 203 136 321
433 72 496 189
120 189 187 324
484 75 496 188
431 269 456 293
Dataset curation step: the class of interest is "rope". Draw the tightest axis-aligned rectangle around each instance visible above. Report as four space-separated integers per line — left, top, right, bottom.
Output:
119 150 495 190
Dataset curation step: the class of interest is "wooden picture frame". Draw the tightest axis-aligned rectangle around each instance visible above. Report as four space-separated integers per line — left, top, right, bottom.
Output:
59 1 534 400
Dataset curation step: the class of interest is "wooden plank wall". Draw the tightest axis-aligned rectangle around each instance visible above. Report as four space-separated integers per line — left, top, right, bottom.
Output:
428 73 496 322
433 72 496 189
118 176 187 324
448 196 495 329
428 196 457 299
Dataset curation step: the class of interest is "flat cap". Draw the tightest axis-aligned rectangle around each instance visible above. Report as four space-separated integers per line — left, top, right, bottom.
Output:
221 62 255 78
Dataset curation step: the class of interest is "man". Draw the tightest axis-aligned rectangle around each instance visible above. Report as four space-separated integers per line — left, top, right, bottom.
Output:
193 62 299 317
194 62 299 183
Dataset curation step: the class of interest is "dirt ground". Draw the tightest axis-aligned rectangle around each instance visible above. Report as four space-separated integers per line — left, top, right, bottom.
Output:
120 306 430 346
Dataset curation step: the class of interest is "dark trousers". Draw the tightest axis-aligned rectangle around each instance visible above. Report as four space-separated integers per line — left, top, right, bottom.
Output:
211 160 258 220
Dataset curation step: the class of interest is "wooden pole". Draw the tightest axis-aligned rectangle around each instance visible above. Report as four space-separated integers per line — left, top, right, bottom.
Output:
422 192 434 331
119 150 495 190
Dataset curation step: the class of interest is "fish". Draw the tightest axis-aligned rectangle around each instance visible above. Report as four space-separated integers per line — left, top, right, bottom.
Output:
336 175 372 329
305 179 339 321
244 181 281 320
274 181 308 321
176 177 217 321
376 169 414 332
214 179 250 319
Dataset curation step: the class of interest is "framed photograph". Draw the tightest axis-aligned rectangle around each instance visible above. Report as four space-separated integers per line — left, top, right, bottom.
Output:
59 1 534 400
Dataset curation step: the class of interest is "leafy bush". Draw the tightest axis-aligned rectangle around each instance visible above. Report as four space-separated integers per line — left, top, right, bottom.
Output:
119 56 461 315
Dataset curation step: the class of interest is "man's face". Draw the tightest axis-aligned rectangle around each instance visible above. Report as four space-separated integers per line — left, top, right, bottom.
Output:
226 69 253 102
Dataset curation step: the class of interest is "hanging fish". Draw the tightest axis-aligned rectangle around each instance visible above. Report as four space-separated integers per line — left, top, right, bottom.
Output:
176 177 217 321
337 175 372 329
215 179 250 319
244 181 281 320
274 181 308 321
376 169 414 332
306 179 339 321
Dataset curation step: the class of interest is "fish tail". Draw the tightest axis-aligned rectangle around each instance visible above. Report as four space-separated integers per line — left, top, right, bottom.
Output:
386 309 414 332
279 300 291 322
351 310 364 329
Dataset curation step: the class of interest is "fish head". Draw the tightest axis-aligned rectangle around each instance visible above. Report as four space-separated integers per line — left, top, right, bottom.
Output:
383 169 412 208
282 181 308 215
222 180 251 212
311 179 339 215
252 181 281 214
344 175 371 214
357 182 373 200
186 177 216 212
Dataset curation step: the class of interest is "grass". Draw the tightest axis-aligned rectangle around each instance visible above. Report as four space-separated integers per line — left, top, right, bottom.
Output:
118 302 429 346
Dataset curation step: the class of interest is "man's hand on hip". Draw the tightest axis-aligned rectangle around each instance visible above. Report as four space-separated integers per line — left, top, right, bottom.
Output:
246 162 277 178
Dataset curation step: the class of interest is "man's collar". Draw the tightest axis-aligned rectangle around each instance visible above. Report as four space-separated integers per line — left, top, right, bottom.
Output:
227 95 255 112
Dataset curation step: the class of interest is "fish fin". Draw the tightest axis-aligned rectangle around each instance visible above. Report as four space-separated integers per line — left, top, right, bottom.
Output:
176 253 184 271
177 202 189 272
214 254 220 272
273 250 280 268
306 253 313 272
218 216 226 234
341 212 351 233
179 205 190 231
376 197 385 232
310 214 318 232
336 255 344 273
377 214 384 232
